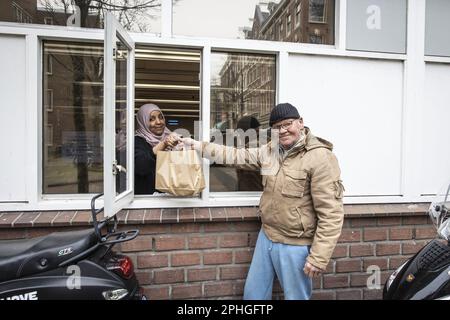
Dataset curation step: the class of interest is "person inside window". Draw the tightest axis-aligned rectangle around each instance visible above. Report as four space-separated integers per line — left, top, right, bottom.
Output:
134 104 181 195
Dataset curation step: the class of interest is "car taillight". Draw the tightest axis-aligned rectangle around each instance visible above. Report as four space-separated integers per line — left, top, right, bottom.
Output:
107 255 134 279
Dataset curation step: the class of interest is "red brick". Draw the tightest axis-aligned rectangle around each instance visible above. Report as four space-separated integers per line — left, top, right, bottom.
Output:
178 208 195 222
389 256 409 269
153 269 184 284
32 211 60 227
350 274 370 287
203 251 233 265
143 286 169 300
313 277 322 289
389 227 413 240
13 212 39 227
172 284 203 299
170 223 201 233
0 229 27 240
336 259 362 273
138 224 170 234
332 244 348 258
220 266 249 280
240 207 259 220
204 222 231 233
154 235 186 251
364 229 388 241
310 291 336 300
248 232 258 247
188 235 218 249
204 282 234 297
402 216 428 225
363 289 382 300
415 226 436 239
194 208 211 222
336 289 363 300
137 253 168 268
220 234 248 248
338 229 361 242
126 210 145 224
323 275 349 289
350 217 377 227
120 236 153 252
234 249 254 264
350 244 374 257
402 241 428 255
52 211 77 226
376 243 401 256
233 280 245 296
161 208 178 223
171 253 201 267
187 268 217 282
210 207 227 222
232 222 260 232
363 257 388 271
135 271 152 285
377 217 402 226
71 211 91 226
143 209 161 223
226 207 242 221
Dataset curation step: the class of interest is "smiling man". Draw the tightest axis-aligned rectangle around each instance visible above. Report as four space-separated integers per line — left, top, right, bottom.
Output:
183 102 345 300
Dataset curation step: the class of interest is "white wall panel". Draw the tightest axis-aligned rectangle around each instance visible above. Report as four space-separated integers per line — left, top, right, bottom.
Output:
0 35 27 202
286 54 404 196
421 63 450 195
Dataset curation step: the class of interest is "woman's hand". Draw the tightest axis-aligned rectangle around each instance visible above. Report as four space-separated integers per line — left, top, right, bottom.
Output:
164 133 181 150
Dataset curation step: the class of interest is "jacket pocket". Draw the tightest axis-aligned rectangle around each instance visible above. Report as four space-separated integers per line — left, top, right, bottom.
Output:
281 169 308 198
297 207 316 238
278 207 304 237
334 180 345 199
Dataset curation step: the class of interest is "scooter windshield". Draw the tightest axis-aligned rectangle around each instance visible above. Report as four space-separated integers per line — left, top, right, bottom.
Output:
429 181 450 241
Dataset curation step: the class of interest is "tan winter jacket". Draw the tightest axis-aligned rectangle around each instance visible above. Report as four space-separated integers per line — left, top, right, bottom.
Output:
202 127 345 270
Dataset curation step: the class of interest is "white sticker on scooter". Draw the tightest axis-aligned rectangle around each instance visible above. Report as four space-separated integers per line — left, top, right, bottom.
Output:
58 247 73 256
0 291 38 300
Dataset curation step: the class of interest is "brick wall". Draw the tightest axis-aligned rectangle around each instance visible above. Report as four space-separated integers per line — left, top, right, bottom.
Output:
0 203 435 300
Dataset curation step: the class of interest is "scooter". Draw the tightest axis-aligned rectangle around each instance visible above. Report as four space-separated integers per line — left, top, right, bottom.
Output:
0 194 145 300
383 181 450 300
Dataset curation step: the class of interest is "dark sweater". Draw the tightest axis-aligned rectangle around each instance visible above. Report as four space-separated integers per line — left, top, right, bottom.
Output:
134 136 157 195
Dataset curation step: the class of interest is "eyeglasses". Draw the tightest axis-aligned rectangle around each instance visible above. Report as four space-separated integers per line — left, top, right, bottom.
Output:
272 120 296 131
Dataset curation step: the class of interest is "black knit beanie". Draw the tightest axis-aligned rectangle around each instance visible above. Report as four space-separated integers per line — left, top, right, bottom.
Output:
269 103 300 127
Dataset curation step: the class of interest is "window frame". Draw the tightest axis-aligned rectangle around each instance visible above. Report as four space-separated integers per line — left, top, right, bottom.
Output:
3 0 437 212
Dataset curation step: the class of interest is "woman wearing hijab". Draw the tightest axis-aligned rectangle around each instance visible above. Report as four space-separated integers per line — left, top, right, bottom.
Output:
135 104 181 194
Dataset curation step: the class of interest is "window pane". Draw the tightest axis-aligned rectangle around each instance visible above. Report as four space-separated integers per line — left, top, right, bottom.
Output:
173 0 335 45
210 52 276 192
0 0 161 33
425 0 450 57
43 41 104 194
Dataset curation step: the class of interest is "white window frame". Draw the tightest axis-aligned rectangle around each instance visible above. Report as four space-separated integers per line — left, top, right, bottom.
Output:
2 0 446 211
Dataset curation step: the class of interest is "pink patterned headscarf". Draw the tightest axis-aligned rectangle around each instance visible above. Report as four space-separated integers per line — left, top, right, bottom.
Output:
135 104 171 147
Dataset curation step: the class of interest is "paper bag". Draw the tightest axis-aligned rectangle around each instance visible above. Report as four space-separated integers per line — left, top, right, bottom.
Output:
155 150 205 196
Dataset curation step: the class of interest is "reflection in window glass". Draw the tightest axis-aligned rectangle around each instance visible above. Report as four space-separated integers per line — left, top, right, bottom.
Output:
173 0 335 45
210 52 276 192
43 41 104 194
309 0 326 23
0 0 161 33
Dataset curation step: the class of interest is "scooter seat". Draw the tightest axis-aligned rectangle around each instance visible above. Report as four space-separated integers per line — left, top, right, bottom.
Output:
0 228 98 282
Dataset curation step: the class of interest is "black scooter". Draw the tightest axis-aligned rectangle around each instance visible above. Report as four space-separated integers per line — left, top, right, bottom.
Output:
0 194 145 300
383 182 450 300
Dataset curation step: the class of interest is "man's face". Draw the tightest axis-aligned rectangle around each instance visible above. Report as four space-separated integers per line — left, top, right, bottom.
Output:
272 118 304 149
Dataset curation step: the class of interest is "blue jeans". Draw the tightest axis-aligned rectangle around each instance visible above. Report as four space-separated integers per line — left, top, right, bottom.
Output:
243 229 312 300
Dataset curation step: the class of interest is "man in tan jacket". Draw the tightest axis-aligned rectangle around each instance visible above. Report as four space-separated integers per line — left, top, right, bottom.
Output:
183 103 344 300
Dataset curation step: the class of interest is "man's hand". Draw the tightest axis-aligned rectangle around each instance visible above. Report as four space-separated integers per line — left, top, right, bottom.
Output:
303 261 324 278
181 137 202 151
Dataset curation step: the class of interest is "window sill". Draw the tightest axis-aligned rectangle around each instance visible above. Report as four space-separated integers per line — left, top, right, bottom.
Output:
0 203 430 229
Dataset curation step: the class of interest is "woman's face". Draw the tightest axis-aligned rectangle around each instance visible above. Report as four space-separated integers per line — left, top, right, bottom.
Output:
148 110 165 135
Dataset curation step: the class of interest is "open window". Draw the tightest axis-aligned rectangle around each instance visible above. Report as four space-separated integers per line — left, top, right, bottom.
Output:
103 12 135 217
